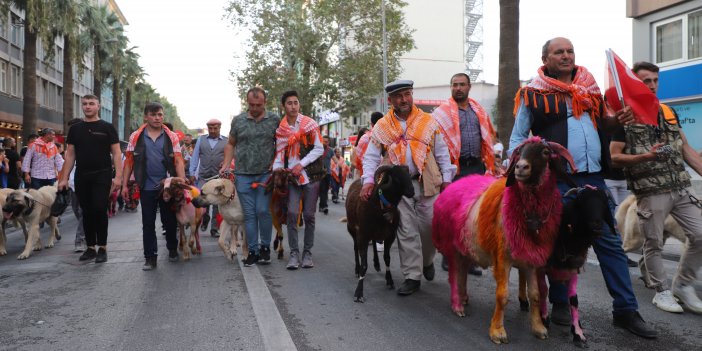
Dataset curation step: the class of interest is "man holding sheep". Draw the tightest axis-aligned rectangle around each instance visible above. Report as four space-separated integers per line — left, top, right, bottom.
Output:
361 80 456 295
508 37 657 339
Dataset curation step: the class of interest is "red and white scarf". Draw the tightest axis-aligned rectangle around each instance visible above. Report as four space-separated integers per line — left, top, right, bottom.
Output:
32 138 58 158
125 124 182 168
275 114 321 161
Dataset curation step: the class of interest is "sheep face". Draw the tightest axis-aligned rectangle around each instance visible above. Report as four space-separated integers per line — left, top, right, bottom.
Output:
374 165 414 204
506 137 577 187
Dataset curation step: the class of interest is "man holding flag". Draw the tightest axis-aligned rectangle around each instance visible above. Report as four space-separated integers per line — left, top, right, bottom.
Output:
610 61 702 315
509 37 657 339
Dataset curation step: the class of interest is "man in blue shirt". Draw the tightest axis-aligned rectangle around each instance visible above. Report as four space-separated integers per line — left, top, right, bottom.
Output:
508 37 656 339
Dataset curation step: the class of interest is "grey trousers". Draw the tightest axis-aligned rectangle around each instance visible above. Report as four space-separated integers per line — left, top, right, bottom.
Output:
605 179 631 207
397 179 437 281
70 190 85 244
197 178 220 230
637 187 702 290
287 180 320 253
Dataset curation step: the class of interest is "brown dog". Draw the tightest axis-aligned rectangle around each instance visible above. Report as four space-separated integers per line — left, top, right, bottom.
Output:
159 177 203 261
267 169 290 259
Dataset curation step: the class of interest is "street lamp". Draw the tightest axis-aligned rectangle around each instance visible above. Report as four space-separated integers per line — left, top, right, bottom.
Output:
382 0 388 112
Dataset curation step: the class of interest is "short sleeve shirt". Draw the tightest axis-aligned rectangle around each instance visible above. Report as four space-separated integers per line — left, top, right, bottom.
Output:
66 119 119 176
229 111 280 175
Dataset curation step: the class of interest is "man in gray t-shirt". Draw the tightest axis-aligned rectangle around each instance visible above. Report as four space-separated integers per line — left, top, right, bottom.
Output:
221 87 280 266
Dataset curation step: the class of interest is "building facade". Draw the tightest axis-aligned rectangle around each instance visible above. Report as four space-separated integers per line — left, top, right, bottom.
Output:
629 0 702 151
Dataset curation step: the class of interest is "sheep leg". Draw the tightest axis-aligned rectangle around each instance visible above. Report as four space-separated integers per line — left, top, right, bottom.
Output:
489 256 511 344
275 229 284 259
372 240 381 272
568 275 587 348
518 269 530 311
528 269 548 340
537 270 550 326
451 251 469 317
354 238 369 303
384 240 393 289
353 237 361 277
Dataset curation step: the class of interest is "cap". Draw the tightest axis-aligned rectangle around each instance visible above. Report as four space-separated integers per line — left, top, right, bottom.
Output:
206 119 222 126
39 128 55 136
384 79 414 95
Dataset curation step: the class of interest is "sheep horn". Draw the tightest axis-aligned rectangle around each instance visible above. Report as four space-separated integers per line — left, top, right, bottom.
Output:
547 142 578 173
563 187 581 198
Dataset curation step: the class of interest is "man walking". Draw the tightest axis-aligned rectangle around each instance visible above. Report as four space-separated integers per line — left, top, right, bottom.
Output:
318 136 334 215
362 80 456 295
2 137 21 189
432 72 498 276
22 128 64 189
59 95 122 263
220 87 280 266
273 90 324 270
610 61 702 314
189 119 227 237
508 37 656 338
122 102 185 270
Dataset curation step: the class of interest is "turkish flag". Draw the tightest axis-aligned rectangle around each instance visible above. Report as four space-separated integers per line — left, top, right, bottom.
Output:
605 50 659 125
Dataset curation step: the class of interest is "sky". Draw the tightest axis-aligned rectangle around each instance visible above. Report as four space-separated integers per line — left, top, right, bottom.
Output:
117 0 632 133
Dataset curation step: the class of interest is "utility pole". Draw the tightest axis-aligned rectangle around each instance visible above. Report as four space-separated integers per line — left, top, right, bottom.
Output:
382 0 388 112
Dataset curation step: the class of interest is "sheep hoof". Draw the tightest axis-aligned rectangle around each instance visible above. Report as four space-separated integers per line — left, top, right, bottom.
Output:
373 262 381 272
354 296 365 303
489 328 509 344
277 251 284 260
573 335 588 349
541 316 551 329
519 298 530 311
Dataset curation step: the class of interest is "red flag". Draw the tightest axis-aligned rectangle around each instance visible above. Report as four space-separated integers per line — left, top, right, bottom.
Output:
605 50 659 125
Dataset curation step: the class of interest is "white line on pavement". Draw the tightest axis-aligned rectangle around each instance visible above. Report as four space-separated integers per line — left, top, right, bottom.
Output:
238 258 297 351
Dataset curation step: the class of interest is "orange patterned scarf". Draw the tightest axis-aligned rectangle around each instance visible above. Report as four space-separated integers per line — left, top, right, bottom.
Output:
354 131 371 175
371 105 438 173
514 65 603 125
432 97 496 174
125 124 182 168
275 114 321 161
32 138 58 158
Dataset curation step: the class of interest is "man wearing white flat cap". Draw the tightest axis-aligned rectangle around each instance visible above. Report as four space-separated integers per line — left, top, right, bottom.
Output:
190 118 228 237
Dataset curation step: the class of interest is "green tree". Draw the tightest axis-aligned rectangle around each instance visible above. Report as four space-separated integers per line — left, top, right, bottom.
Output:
496 0 519 148
128 81 192 136
226 0 414 119
121 48 145 137
79 4 121 101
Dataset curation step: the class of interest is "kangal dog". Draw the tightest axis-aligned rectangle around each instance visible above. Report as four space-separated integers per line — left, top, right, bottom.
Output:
192 178 247 261
2 186 61 260
0 188 28 256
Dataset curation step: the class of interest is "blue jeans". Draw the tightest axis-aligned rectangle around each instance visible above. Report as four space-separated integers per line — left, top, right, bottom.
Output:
140 190 178 258
549 172 639 313
30 177 55 189
235 173 273 254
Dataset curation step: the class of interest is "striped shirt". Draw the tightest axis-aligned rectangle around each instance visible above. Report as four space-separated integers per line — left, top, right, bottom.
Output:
21 145 64 180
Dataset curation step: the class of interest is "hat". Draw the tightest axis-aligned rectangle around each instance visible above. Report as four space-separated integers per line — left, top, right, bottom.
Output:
38 128 55 136
206 119 222 126
384 79 414 95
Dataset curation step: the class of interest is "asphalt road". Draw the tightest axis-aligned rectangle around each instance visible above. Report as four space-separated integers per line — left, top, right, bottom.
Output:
0 202 700 351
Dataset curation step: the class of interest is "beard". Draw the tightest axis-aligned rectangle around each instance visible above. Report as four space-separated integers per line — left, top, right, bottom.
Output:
452 93 467 103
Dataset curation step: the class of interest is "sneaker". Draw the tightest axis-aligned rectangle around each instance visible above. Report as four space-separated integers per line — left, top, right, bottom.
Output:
95 247 108 263
142 257 157 271
210 228 220 238
673 284 702 314
74 242 85 253
259 247 271 264
397 279 421 295
200 213 210 231
168 249 179 262
79 248 97 261
244 252 259 267
301 251 314 268
287 251 300 270
652 290 683 313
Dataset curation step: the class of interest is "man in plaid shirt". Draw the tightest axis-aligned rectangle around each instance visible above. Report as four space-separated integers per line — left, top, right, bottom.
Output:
22 128 64 189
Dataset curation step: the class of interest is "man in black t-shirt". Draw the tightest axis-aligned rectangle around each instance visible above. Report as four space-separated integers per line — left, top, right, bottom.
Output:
3 137 21 189
58 94 122 264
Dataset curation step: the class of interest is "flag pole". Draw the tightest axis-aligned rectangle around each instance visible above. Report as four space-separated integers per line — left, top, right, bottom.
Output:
606 48 626 108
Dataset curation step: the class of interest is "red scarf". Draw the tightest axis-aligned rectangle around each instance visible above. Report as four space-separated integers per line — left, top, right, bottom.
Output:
32 138 58 158
125 124 182 168
275 114 321 161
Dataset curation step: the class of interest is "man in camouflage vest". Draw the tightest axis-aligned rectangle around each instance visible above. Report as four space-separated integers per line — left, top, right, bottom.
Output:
611 61 702 315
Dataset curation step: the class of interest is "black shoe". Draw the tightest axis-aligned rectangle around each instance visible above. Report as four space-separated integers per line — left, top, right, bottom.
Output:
613 311 658 339
142 257 157 271
551 302 572 326
95 248 107 263
423 264 435 281
259 247 271 264
201 213 210 231
323 208 328 215
244 253 259 267
79 248 97 261
210 228 220 238
397 279 421 296
168 249 179 262
468 265 483 276
627 257 638 267
441 255 449 271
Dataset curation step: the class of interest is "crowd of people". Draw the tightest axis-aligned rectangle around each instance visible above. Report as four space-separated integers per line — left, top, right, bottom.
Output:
3 36 702 343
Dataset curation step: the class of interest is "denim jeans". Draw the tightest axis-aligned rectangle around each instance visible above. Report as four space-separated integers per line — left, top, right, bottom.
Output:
287 181 320 253
235 173 273 254
30 177 55 190
140 190 178 258
549 172 639 313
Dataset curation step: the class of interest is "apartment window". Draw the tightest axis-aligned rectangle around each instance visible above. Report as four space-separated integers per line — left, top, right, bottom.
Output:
57 86 62 111
42 79 48 107
56 46 63 71
0 12 7 39
0 60 7 93
10 65 20 96
10 14 21 46
655 10 702 64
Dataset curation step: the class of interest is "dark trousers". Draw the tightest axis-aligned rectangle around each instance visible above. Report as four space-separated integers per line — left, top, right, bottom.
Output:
30 177 55 190
140 190 178 258
318 174 330 209
75 172 111 246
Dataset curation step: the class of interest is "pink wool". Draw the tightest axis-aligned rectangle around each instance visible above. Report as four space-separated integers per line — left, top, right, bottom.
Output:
432 175 496 256
501 172 562 266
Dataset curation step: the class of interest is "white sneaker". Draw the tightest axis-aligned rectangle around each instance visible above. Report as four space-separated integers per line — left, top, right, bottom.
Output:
652 290 683 313
375 242 384 252
673 284 702 314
